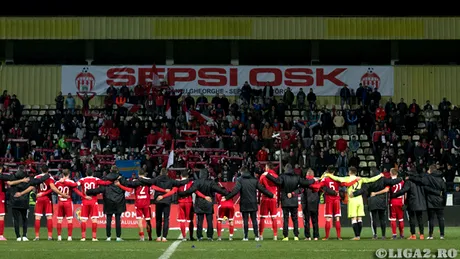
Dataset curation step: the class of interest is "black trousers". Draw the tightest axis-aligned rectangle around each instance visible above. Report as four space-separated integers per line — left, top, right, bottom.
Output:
155 203 171 238
407 210 424 235
302 206 319 238
282 207 299 238
12 208 28 238
106 213 122 238
428 208 445 236
242 211 258 239
370 209 386 237
196 213 213 239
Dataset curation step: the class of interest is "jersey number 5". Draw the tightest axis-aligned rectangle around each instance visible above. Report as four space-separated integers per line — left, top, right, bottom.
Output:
328 182 336 191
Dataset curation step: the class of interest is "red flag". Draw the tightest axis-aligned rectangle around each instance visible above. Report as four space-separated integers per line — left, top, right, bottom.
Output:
122 103 140 113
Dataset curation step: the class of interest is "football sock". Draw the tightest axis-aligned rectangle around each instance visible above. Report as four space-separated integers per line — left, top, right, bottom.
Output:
229 224 234 235
180 222 186 238
92 222 97 239
217 221 222 237
68 223 73 237
325 221 331 238
391 221 397 236
259 219 265 236
34 220 40 237
81 222 87 238
139 231 144 238
351 220 358 237
0 220 4 235
398 221 404 236
57 223 62 236
357 220 363 237
335 221 341 238
146 220 152 240
47 219 53 237
272 218 278 236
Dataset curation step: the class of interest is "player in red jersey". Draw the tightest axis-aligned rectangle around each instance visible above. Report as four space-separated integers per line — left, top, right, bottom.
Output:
157 171 210 241
320 166 358 240
77 170 112 241
258 163 280 240
388 169 405 239
0 167 16 240
216 182 235 241
54 169 86 241
118 170 168 241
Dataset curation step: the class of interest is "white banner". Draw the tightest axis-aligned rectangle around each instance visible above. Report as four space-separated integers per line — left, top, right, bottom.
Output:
61 65 394 96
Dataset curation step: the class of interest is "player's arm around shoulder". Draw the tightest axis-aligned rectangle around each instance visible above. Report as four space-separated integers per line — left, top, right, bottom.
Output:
362 173 383 184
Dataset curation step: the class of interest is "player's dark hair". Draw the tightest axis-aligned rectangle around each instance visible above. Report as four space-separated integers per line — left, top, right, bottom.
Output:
139 170 146 177
41 165 49 173
267 162 273 169
161 168 168 175
62 169 70 177
429 164 437 173
349 166 357 175
86 169 94 176
181 170 188 178
327 165 335 174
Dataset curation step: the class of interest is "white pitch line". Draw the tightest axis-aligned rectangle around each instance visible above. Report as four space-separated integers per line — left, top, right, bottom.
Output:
158 234 183 259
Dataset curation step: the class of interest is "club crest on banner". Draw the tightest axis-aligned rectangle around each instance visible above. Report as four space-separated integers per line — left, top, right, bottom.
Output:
74 207 82 223
75 67 95 92
360 67 381 89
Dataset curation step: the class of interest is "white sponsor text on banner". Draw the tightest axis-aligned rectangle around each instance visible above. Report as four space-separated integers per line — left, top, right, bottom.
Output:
61 66 394 96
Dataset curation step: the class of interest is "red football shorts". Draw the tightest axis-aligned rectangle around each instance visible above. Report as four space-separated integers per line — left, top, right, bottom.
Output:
217 205 235 221
35 199 53 217
389 204 404 222
324 200 341 218
80 204 99 220
135 206 152 220
259 199 277 218
57 202 73 219
0 199 5 216
177 203 193 223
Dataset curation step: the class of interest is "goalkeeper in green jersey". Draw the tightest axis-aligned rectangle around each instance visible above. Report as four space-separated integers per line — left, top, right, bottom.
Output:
323 166 383 240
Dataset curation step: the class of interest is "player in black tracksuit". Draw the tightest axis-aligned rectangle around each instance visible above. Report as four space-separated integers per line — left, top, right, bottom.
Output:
351 169 402 239
264 164 315 240
139 168 190 240
224 167 273 240
392 170 427 239
179 168 226 241
407 165 447 239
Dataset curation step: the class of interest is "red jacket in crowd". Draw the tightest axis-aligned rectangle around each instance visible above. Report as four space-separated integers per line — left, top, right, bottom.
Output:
336 138 347 152
156 95 164 106
9 127 22 138
256 149 268 161
108 127 120 141
375 107 386 121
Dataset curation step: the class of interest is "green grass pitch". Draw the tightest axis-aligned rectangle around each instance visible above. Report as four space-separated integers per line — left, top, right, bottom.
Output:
0 227 459 259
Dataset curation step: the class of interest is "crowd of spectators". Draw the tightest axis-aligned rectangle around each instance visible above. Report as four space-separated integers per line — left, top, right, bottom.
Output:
1 81 460 205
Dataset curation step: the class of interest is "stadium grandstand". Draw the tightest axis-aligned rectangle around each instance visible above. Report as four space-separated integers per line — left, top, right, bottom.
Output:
0 13 460 259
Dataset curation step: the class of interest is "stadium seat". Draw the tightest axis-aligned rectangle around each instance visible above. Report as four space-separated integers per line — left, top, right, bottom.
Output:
364 148 372 155
359 161 368 168
358 155 366 161
49 111 55 115
326 104 333 110
359 134 368 141
368 161 377 167
361 142 370 148
366 155 375 161
418 123 426 129
434 111 440 116
412 135 420 141
432 104 438 110
31 105 40 109
314 135 322 141
39 110 46 116
285 111 291 116
454 176 460 183
53 134 58 140
30 110 38 116
29 116 36 121
41 105 49 109
292 111 300 116
342 135 350 141
37 116 42 121
402 135 409 140
49 104 56 109
293 116 300 121
332 135 340 141
23 104 31 110
22 110 30 116
357 148 364 154
352 105 361 110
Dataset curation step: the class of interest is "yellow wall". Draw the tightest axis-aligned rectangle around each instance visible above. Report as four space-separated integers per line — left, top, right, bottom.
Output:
2 66 460 106
1 17 460 40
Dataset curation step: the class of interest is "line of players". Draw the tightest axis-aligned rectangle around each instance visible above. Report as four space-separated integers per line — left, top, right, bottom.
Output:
0 163 446 241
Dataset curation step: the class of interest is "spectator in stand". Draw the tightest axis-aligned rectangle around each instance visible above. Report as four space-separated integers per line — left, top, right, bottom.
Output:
256 146 268 162
439 98 451 130
307 89 317 110
55 92 64 113
10 94 22 119
424 105 436 136
370 88 381 104
336 151 348 177
349 136 360 153
336 137 347 153
372 125 383 154
283 88 294 110
240 82 252 105
65 93 76 114
356 83 364 106
0 90 7 111
349 152 360 169
407 99 420 135
77 92 96 115
262 122 274 149
196 94 208 110
397 98 408 116
333 111 345 134
385 97 396 117
155 91 165 117
375 104 386 123
106 85 118 101
340 84 351 108
296 89 306 109
347 110 358 135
